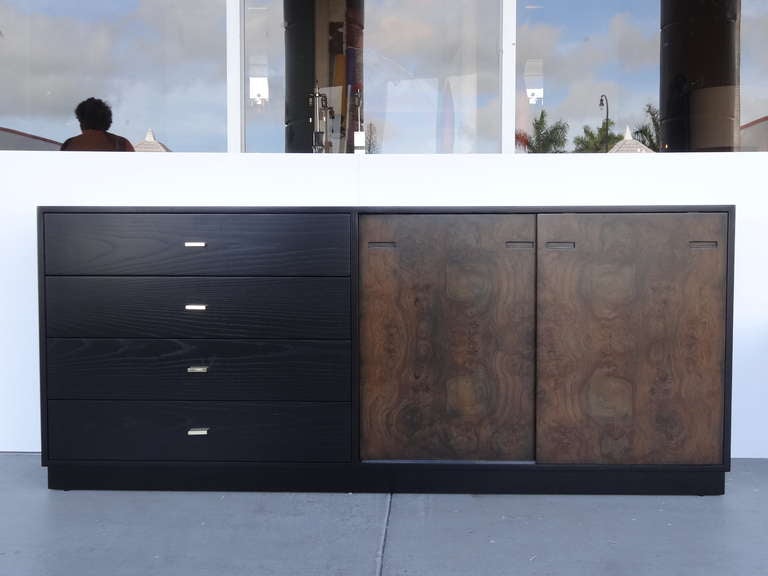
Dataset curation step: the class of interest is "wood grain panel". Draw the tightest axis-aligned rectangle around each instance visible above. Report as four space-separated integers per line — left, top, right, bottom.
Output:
537 213 727 464
47 339 350 401
44 213 350 276
360 214 536 460
46 277 350 339
48 400 350 462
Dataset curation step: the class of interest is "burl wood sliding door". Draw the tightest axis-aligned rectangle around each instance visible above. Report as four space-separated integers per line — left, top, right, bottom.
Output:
537 213 727 464
360 214 536 460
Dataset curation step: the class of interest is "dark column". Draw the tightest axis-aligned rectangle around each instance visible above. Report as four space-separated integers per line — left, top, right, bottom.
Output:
660 0 740 152
284 0 315 153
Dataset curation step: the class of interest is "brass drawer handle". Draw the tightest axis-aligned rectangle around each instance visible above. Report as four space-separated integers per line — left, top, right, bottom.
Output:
184 241 207 248
187 427 210 436
185 304 207 311
187 366 209 374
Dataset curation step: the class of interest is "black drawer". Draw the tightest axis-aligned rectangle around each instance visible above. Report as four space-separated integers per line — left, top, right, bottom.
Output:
48 401 351 462
46 277 350 339
47 338 351 401
44 213 350 276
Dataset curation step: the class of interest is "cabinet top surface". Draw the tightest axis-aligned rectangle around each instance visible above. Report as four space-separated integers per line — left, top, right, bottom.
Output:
37 205 736 215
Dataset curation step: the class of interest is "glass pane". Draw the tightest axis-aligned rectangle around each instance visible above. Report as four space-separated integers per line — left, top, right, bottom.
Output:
244 0 285 152
364 0 501 153
516 1 660 153
0 0 226 152
741 1 768 151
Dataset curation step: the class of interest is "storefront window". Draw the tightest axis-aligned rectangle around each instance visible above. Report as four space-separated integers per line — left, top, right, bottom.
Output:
515 0 660 153
741 1 768 151
516 0 768 153
2 1 764 154
244 0 285 152
364 0 502 153
0 0 227 151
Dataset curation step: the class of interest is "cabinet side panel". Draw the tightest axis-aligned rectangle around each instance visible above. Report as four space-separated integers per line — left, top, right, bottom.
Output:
537 213 726 464
38 208 48 464
360 214 536 460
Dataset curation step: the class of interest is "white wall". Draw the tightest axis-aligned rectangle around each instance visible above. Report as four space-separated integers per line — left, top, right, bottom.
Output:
2 151 765 457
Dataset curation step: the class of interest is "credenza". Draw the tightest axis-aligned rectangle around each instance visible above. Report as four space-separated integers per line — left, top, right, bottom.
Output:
38 206 734 494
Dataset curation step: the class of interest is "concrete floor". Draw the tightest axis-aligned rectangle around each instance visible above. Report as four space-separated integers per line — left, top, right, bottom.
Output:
0 455 766 576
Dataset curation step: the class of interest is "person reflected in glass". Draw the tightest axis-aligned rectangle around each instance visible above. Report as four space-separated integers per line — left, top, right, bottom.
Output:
60 98 135 151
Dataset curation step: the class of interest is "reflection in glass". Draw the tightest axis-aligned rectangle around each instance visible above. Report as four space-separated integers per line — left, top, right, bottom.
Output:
364 0 501 153
740 0 768 151
283 0 364 154
244 0 286 152
0 0 227 152
516 0 660 153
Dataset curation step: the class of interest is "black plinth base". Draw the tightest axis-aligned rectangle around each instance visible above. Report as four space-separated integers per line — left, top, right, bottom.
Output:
47 462 725 496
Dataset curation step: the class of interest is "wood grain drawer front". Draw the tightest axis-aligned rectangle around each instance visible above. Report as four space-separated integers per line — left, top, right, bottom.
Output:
360 214 536 461
48 401 351 462
46 277 350 339
47 339 351 401
44 213 351 276
537 213 727 465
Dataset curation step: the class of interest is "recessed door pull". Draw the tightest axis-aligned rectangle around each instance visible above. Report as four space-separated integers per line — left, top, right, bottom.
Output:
505 241 535 250
368 241 397 249
187 428 210 436
187 366 209 374
689 241 718 249
184 242 207 248
185 304 207 311
545 241 576 250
